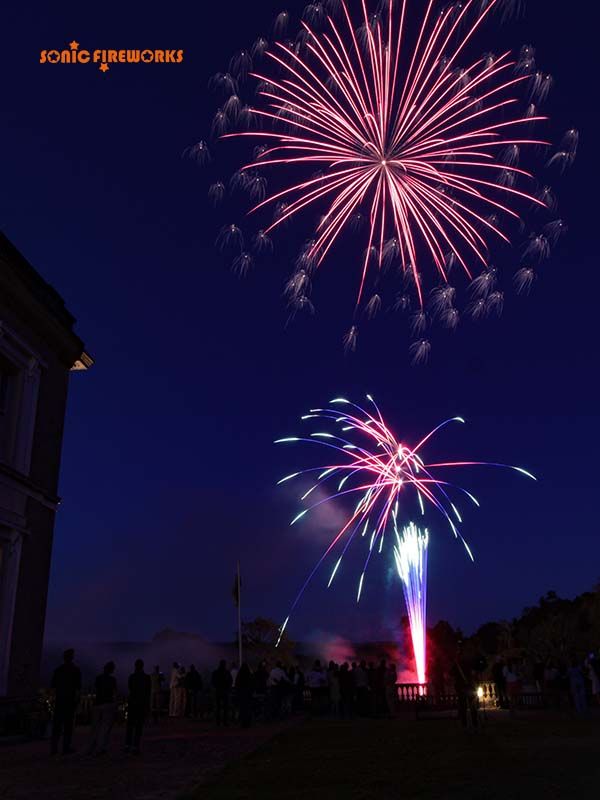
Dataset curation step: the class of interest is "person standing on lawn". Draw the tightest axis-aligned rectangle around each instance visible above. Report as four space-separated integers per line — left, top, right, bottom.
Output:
451 646 478 729
503 660 521 717
87 661 117 755
50 648 82 756
212 659 233 726
354 661 369 716
184 664 203 718
150 665 164 723
235 663 254 728
492 657 507 708
173 665 187 717
568 657 588 716
168 662 180 717
125 659 151 755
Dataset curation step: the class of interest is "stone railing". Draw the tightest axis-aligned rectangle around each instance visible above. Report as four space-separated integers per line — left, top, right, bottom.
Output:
396 683 428 702
396 681 498 705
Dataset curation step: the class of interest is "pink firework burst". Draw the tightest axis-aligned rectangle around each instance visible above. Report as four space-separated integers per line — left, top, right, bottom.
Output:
203 0 576 359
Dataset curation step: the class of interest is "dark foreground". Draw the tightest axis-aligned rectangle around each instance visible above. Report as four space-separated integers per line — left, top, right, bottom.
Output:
1 712 599 799
182 712 600 800
0 718 292 800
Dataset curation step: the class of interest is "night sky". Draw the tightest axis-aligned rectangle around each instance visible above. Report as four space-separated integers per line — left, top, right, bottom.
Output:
3 0 598 647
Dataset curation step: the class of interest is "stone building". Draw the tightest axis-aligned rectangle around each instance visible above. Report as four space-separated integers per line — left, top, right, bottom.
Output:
0 233 91 701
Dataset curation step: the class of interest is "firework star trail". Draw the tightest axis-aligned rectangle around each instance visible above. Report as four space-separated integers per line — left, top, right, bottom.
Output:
201 0 576 360
274 395 535 643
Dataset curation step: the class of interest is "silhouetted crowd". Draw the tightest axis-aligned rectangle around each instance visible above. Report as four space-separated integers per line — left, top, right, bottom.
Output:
438 647 600 728
490 654 600 716
47 650 401 755
47 646 600 756
209 657 399 727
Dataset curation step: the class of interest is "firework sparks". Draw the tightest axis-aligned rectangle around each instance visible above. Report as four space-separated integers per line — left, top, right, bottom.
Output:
201 0 575 358
275 395 535 642
393 520 428 684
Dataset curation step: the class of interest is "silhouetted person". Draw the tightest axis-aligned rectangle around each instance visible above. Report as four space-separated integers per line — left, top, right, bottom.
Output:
503 660 521 717
585 654 600 706
150 666 164 724
384 663 397 717
492 657 507 709
269 660 291 718
327 663 341 716
212 659 233 726
306 660 326 715
168 662 180 717
533 660 545 693
125 659 151 754
568 658 588 716
184 664 203 717
354 660 368 715
87 661 117 755
289 665 305 713
451 646 478 729
557 662 570 709
172 665 187 717
254 661 269 694
339 662 355 718
375 659 387 715
235 663 254 727
51 648 81 755
367 662 377 715
431 658 445 703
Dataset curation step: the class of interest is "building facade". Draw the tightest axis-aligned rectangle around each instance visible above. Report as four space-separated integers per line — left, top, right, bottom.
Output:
0 233 91 700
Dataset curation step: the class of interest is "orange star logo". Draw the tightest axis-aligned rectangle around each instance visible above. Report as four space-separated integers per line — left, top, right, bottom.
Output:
69 40 79 50
99 63 109 73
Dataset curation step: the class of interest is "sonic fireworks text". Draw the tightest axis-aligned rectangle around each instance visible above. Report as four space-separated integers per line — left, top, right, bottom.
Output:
39 42 184 72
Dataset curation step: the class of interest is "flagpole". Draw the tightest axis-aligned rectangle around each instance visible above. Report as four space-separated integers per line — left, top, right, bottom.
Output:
236 560 242 666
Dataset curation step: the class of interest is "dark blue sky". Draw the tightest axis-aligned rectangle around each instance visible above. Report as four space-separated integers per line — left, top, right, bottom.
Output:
3 0 598 645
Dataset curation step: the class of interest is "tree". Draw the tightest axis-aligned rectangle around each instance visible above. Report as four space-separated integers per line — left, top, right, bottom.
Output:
427 620 459 672
470 622 505 656
239 617 295 664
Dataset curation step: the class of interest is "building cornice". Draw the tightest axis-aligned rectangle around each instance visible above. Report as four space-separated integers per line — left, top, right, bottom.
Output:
0 233 92 371
0 461 60 512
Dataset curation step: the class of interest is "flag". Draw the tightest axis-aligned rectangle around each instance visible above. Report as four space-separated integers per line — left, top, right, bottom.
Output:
232 568 241 607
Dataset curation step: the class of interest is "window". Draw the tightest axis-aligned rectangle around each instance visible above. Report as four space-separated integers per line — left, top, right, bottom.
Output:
0 368 10 414
0 357 19 465
0 323 42 474
0 530 22 697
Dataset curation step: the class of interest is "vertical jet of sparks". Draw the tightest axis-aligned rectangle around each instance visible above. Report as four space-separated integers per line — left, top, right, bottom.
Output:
394 519 429 685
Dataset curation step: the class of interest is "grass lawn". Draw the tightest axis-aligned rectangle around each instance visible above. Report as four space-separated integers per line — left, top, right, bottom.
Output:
181 713 600 800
